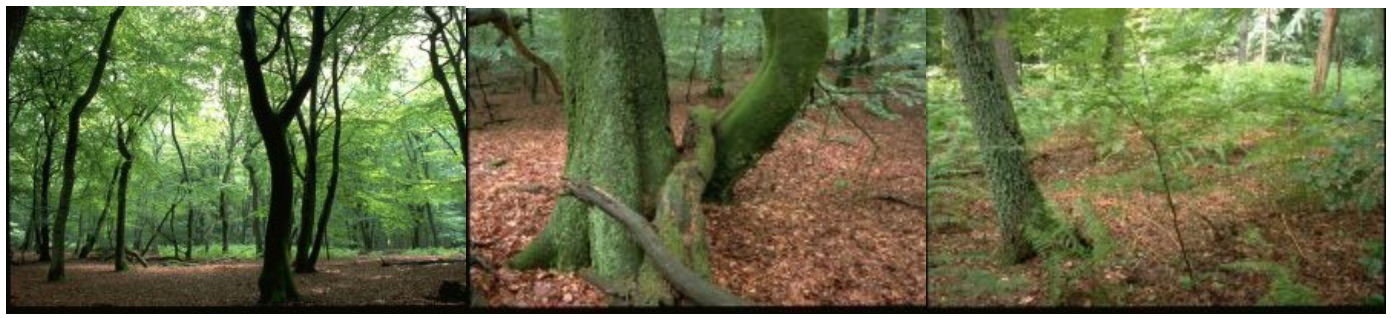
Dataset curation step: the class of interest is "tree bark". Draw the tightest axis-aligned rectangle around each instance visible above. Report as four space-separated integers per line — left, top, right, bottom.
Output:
49 6 124 282
945 8 1073 264
236 6 328 305
988 9 1021 92
7 6 29 73
78 167 120 259
508 9 677 304
1311 8 1339 96
704 8 726 98
292 92 319 273
704 9 829 202
836 8 861 87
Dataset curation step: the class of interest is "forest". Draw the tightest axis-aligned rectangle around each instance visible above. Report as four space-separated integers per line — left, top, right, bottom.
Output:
464 8 927 306
928 9 1385 307
6 7 468 307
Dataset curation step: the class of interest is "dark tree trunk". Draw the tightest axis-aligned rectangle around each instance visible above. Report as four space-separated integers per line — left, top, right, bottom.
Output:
424 7 468 167
35 113 56 262
836 8 861 87
1101 9 1126 81
245 157 263 254
236 6 328 304
6 6 29 71
292 92 319 274
79 167 120 259
50 6 124 281
307 49 346 270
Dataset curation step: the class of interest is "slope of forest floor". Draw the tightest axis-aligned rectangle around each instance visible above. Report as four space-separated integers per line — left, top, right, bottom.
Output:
467 75 927 306
928 127 1385 306
8 255 466 306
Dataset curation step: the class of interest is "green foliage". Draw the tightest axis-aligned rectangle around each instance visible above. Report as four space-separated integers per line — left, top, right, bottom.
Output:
1031 200 1127 305
1360 241 1385 281
1220 261 1320 306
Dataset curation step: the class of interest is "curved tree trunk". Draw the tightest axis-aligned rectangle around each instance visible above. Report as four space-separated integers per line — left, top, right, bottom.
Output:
704 9 829 202
236 6 328 304
49 6 124 282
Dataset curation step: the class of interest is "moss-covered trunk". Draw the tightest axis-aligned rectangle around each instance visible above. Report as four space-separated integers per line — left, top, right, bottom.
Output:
704 9 828 202
945 9 1070 264
508 8 676 301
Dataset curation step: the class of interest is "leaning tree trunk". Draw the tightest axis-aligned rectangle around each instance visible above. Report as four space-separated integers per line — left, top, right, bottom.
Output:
703 9 829 202
1311 8 1340 96
508 8 678 305
113 131 133 272
945 8 1076 264
49 6 124 282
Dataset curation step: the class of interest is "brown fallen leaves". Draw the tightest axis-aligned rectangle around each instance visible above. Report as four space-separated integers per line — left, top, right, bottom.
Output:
8 255 465 306
468 76 927 307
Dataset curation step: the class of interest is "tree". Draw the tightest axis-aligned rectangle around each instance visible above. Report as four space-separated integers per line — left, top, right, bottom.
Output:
234 6 328 304
508 8 826 305
836 8 862 87
703 8 726 98
112 102 153 272
988 9 1021 91
6 7 30 71
944 8 1073 263
48 6 124 282
1311 8 1340 96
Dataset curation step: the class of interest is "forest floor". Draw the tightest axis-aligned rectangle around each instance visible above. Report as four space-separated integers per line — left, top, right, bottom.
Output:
928 126 1385 306
467 73 928 306
8 254 465 306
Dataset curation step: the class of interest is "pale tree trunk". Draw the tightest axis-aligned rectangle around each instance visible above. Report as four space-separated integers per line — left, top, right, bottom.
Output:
1312 8 1340 96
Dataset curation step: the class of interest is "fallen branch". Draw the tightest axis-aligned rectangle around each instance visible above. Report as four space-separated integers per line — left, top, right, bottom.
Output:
872 194 926 212
379 257 460 267
565 179 753 307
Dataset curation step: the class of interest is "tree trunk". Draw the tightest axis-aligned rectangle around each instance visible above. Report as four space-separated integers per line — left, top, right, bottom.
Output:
6 6 29 72
836 8 861 87
988 9 1021 92
236 6 328 305
704 8 726 98
245 159 263 254
704 10 829 202
35 117 56 262
307 50 344 268
945 8 1074 264
509 8 677 305
1102 9 1126 80
292 96 319 273
79 167 120 259
49 6 124 281
876 8 900 62
1235 9 1251 64
1311 8 1340 96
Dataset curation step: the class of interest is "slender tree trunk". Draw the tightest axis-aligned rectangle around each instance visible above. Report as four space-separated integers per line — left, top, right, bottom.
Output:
245 160 263 254
78 167 119 259
1312 8 1340 96
1236 9 1251 64
113 124 135 271
876 8 900 62
292 95 319 273
307 50 345 269
49 7 124 281
836 8 861 87
1103 9 1127 80
704 8 726 98
35 117 56 262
